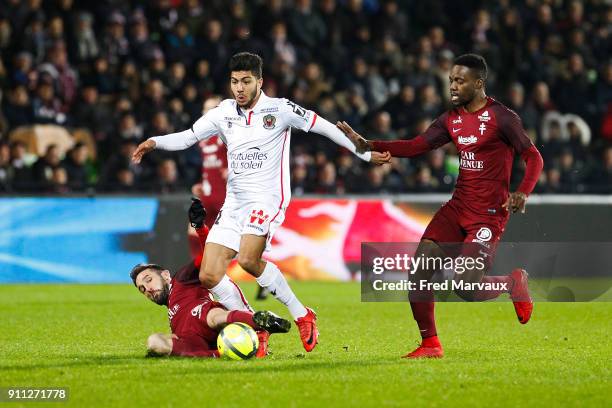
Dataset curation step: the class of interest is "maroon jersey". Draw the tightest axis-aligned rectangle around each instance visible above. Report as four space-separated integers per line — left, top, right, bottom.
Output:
167 262 220 349
376 98 534 216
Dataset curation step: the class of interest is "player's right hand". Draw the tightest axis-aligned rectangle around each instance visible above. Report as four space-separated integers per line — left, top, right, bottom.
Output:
188 197 207 229
132 139 156 164
336 121 371 154
371 151 392 165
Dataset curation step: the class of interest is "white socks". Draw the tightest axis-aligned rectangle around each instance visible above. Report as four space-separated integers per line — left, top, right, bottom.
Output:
256 261 307 319
210 275 253 312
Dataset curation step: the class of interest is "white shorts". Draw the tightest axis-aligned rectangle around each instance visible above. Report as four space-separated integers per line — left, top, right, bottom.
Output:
206 201 286 252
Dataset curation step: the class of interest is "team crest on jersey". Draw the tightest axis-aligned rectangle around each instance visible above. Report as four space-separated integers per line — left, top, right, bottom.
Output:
478 110 491 122
263 114 276 129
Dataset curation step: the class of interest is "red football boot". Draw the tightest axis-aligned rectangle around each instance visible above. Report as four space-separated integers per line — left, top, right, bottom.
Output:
402 336 444 359
255 330 270 358
509 268 533 324
295 308 319 352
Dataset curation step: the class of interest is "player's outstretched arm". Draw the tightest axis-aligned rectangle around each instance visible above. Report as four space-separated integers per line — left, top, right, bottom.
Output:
310 116 391 165
337 114 452 159
132 112 220 163
336 121 438 159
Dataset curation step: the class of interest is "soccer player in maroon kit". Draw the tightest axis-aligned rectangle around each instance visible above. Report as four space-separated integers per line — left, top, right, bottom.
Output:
132 198 290 358
338 54 544 358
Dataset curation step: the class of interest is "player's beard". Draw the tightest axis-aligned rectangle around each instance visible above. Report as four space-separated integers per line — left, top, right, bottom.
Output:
236 87 259 109
154 283 170 306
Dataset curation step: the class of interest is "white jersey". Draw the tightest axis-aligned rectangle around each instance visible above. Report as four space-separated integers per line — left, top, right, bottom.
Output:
157 92 315 207
151 91 371 207
151 91 371 251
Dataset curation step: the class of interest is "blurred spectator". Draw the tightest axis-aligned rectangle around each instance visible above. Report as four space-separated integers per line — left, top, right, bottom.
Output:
102 12 129 67
413 165 439 193
0 141 12 192
38 41 78 109
101 138 145 191
62 142 90 191
73 12 99 64
112 165 137 192
116 112 143 141
288 0 326 51
291 163 311 196
3 85 33 129
368 111 397 141
9 141 34 191
49 166 69 193
199 19 229 83
315 161 339 194
151 157 183 194
31 144 61 189
373 0 409 44
72 85 113 138
588 146 612 194
165 21 195 66
32 82 66 125
557 148 583 193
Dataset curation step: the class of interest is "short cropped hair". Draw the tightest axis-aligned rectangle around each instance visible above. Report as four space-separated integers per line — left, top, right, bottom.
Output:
453 53 488 81
130 263 164 286
229 52 263 78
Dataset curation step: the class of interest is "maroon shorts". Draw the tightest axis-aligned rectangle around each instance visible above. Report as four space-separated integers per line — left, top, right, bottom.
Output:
422 200 509 266
171 301 224 356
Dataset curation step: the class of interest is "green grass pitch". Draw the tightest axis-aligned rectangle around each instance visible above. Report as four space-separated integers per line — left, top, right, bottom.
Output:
1 282 610 407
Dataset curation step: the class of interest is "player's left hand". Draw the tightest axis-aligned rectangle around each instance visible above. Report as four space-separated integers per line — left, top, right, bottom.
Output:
188 197 207 229
336 121 371 154
371 151 391 165
503 192 527 214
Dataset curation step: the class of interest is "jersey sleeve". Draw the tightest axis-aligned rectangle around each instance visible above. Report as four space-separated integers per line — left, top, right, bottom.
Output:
191 108 222 141
494 106 533 154
421 111 453 148
281 99 317 132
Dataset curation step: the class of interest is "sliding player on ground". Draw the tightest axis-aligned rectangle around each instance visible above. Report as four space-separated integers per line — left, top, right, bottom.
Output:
131 198 290 358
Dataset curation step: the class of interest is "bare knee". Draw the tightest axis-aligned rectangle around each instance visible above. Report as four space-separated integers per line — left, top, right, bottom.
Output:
199 269 222 288
147 333 172 356
199 259 227 288
237 253 260 274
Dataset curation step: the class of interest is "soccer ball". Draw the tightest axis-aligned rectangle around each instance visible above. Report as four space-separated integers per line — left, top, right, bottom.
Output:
217 323 259 360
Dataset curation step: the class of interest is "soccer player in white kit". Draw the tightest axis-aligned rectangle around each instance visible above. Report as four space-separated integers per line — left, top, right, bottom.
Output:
133 52 391 352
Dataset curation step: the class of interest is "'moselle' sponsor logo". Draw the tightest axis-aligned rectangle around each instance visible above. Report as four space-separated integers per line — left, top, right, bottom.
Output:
458 135 478 145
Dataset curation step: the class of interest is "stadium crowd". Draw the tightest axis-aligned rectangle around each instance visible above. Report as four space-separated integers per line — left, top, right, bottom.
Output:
0 0 610 194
